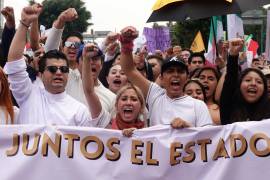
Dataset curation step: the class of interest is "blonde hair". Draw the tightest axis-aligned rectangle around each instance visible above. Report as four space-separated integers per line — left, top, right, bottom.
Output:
115 84 146 119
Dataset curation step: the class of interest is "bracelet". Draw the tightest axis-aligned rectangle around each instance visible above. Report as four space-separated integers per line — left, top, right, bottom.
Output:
20 20 30 28
119 35 133 44
121 43 134 54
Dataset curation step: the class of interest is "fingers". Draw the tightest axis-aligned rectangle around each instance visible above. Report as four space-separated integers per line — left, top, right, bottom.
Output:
60 8 78 22
121 26 137 34
121 26 138 38
107 32 119 42
83 43 99 59
106 42 119 51
1 6 13 14
171 118 191 129
230 38 244 47
21 4 42 25
1 9 6 16
66 8 78 19
1 6 14 19
23 5 39 14
32 3 43 15
229 38 244 56
119 26 138 47
122 128 136 137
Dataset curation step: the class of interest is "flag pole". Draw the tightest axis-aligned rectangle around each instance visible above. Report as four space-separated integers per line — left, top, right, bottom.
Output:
211 17 219 57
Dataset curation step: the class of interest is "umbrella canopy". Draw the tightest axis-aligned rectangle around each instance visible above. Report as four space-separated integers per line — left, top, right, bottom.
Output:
147 0 270 22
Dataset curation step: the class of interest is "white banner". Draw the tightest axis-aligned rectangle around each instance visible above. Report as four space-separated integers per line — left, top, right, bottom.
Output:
1 121 270 180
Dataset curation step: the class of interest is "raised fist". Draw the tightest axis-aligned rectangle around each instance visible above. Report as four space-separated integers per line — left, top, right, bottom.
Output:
119 26 138 44
106 42 119 55
83 43 99 60
229 38 244 56
21 4 43 26
58 8 78 23
105 32 119 46
1 6 14 22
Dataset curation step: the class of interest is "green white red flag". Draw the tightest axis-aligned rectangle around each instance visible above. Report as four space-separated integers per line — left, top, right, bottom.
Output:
205 16 223 64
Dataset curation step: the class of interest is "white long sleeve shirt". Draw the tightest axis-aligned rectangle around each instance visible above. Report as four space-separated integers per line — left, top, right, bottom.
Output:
4 59 95 126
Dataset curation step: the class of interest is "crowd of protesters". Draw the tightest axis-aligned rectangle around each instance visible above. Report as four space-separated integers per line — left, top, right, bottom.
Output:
1 3 270 136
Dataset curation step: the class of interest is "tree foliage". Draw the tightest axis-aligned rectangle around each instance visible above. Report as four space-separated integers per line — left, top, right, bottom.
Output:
170 18 210 49
36 0 91 34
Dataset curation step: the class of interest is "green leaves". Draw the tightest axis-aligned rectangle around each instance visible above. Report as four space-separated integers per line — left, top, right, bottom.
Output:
39 0 91 34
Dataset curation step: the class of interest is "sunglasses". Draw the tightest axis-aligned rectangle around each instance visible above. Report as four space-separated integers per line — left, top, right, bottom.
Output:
45 66 69 73
64 41 81 48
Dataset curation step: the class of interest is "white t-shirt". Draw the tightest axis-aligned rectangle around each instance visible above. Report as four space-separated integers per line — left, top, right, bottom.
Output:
146 83 212 127
66 68 116 114
4 59 95 126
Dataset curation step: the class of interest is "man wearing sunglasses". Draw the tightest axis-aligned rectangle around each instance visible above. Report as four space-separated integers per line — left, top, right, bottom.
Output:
62 31 83 70
4 5 98 127
44 8 82 71
43 8 116 117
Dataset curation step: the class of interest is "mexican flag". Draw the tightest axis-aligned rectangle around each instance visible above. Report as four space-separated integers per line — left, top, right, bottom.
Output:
227 14 244 40
205 16 224 64
242 34 259 68
245 34 259 58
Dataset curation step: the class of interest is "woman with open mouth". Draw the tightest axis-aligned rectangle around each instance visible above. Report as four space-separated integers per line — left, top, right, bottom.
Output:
220 39 270 124
198 67 221 125
81 43 145 136
106 64 128 94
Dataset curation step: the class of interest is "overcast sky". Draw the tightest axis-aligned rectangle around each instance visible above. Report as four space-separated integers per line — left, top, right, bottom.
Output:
5 0 158 34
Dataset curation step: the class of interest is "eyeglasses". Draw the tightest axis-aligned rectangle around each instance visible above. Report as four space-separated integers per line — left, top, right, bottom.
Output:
45 66 69 73
64 41 81 48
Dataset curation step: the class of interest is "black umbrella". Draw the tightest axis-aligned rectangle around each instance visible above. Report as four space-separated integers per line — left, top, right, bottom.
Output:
147 0 270 22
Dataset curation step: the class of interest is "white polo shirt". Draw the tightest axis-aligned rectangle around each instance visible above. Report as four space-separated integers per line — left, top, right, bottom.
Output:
4 59 95 126
146 83 212 127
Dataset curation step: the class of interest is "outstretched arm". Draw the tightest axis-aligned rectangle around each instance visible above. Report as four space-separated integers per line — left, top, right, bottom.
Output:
8 4 42 62
5 4 42 106
44 8 78 52
119 26 150 98
0 6 16 67
29 4 43 51
82 43 103 118
30 20 40 51
220 38 244 125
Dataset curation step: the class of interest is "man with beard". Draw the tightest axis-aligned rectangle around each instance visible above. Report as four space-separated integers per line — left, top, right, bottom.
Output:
119 26 212 128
